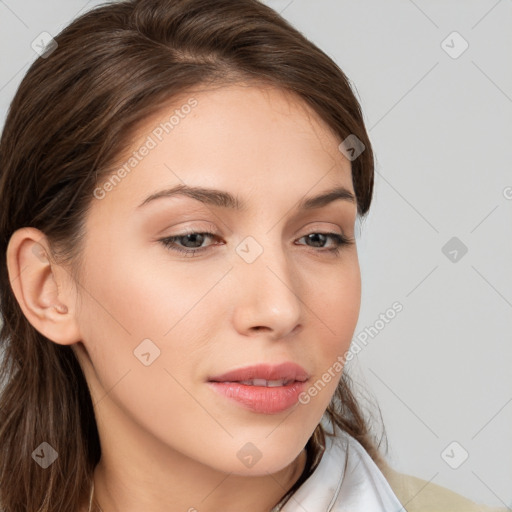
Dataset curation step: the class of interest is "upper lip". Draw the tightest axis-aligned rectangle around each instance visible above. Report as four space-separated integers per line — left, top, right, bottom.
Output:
208 362 309 383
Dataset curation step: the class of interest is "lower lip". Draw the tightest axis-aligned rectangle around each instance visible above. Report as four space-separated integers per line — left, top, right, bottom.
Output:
207 381 307 414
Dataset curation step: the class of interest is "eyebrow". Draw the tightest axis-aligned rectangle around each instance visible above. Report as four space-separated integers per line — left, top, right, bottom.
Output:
137 184 356 211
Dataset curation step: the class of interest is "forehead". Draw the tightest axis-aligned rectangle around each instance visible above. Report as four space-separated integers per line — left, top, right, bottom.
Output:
120 82 346 165
93 83 353 216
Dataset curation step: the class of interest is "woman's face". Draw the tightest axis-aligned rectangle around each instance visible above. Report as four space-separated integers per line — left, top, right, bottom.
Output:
73 83 361 477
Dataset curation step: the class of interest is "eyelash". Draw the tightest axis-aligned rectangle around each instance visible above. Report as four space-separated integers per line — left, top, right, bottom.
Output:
158 230 354 258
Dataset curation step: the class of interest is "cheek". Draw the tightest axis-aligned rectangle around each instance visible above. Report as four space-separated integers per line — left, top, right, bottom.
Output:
80 243 220 337
75 246 230 386
307 257 361 345
301 259 361 403
74 253 222 443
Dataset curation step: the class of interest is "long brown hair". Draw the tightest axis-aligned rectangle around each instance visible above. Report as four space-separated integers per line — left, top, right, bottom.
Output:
0 1 385 510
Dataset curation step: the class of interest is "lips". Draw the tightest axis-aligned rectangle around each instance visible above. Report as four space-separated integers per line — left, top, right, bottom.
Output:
207 363 311 414
208 362 310 384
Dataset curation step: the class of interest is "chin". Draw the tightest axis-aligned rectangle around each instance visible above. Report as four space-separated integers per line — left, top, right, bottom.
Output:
220 434 307 477
224 454 301 478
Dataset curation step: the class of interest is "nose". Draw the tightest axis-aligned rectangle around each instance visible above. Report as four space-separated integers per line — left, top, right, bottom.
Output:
231 243 303 340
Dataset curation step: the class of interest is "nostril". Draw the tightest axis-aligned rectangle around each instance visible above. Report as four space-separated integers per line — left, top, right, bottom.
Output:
251 326 269 332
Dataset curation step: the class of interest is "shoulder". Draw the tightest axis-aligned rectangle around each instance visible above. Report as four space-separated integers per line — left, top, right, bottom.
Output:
378 459 508 512
325 427 508 512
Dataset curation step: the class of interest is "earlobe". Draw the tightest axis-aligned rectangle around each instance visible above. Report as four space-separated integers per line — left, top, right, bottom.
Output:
6 227 81 346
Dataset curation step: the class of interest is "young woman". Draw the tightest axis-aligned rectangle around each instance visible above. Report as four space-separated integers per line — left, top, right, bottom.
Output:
0 1 507 511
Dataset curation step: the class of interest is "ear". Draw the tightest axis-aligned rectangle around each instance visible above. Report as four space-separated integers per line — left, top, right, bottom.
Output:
6 227 82 346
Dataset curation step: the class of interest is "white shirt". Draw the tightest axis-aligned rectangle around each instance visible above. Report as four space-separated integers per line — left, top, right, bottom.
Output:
277 426 404 512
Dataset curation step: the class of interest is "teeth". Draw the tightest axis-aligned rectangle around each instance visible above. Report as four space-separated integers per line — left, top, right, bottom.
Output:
238 379 291 387
266 379 285 387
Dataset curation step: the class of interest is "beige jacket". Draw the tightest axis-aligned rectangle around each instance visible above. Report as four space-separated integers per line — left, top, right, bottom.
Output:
379 461 509 512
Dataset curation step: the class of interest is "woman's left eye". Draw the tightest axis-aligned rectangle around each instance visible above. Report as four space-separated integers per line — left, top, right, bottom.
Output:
158 230 353 258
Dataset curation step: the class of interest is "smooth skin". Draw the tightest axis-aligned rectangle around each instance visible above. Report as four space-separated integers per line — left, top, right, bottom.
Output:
7 83 361 512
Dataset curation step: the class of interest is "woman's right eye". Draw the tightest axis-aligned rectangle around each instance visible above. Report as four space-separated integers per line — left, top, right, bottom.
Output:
159 231 220 257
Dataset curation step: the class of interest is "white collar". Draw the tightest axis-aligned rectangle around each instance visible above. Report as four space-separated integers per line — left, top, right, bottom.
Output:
278 426 404 512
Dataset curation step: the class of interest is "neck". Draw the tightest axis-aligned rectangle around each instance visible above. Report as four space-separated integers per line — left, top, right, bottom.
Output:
91 447 307 512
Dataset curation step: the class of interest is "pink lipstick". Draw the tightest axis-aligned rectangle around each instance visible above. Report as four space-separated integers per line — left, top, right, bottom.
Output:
207 362 309 414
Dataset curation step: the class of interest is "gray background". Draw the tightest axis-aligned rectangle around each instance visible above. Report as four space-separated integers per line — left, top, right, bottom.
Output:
0 0 511 508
